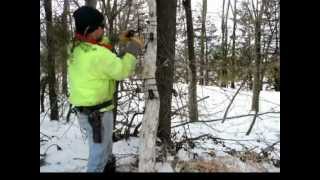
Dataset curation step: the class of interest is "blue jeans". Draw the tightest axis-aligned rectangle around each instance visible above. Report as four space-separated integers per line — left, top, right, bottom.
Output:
77 111 114 172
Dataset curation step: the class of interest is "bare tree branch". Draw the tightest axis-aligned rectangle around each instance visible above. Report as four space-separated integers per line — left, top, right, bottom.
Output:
72 0 81 8
171 111 280 128
222 80 246 123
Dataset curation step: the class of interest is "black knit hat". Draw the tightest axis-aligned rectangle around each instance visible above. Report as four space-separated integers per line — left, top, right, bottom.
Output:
73 6 105 35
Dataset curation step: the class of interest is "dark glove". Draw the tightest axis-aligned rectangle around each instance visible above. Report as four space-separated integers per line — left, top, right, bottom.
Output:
124 41 142 57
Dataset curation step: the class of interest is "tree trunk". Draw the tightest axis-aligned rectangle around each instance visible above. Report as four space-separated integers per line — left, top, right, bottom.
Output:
138 0 160 172
40 76 48 113
183 0 198 122
251 22 261 111
221 0 225 54
61 0 70 96
230 0 237 89
224 0 231 54
273 66 280 91
251 1 265 112
220 0 230 88
248 71 253 90
184 23 189 84
199 0 207 85
220 0 226 87
204 28 209 85
44 0 59 121
156 0 177 144
274 1 280 91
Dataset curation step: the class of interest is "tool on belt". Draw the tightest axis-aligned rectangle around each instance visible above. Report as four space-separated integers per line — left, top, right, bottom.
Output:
75 100 113 143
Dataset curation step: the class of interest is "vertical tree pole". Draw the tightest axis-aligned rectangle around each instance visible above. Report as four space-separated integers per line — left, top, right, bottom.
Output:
247 0 266 135
183 0 198 122
230 0 237 89
61 0 70 96
251 0 265 112
138 0 160 172
156 0 177 144
44 0 59 121
199 0 207 85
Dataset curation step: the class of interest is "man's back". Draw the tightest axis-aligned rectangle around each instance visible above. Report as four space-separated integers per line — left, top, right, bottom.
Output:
68 41 136 111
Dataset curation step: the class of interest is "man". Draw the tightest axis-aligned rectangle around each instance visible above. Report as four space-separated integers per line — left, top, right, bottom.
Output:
68 6 142 172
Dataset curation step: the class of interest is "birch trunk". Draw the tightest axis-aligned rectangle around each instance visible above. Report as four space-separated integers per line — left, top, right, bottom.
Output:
138 0 160 172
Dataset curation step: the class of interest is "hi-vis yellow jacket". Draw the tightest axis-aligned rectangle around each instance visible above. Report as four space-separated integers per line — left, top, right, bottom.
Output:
67 37 136 112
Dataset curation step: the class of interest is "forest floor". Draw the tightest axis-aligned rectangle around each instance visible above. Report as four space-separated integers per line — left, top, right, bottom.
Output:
40 83 280 172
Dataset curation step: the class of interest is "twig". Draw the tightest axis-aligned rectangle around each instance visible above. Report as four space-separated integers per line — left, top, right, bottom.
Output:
40 131 54 140
72 0 80 8
246 111 258 135
73 158 88 161
176 134 259 146
133 122 142 136
125 112 144 138
171 111 280 128
41 144 62 156
172 96 210 115
222 80 246 123
261 140 280 154
59 116 77 139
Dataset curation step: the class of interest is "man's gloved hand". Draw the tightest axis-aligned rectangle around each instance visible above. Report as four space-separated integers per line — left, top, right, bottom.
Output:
125 41 142 57
118 31 131 45
119 30 144 57
119 31 144 47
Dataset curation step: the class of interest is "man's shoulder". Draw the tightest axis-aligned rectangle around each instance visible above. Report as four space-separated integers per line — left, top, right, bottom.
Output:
76 42 110 54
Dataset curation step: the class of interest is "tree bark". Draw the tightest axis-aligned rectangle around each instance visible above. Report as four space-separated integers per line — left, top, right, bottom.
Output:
61 0 70 96
230 0 237 89
138 0 160 172
220 0 230 88
103 0 121 45
251 0 265 112
40 76 48 113
204 28 209 85
156 0 177 144
220 0 226 87
251 20 261 112
199 0 207 85
183 0 198 122
44 0 59 121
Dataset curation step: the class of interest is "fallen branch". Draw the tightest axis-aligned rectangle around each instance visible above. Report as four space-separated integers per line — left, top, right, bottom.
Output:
40 131 54 140
176 134 210 146
172 96 210 115
133 122 142 136
73 158 88 161
222 80 246 123
246 111 258 135
176 134 260 146
125 112 144 138
59 116 77 139
261 140 280 154
171 111 280 128
40 144 63 157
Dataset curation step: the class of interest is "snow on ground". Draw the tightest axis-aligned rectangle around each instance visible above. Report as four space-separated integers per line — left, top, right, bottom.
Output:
40 83 280 172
